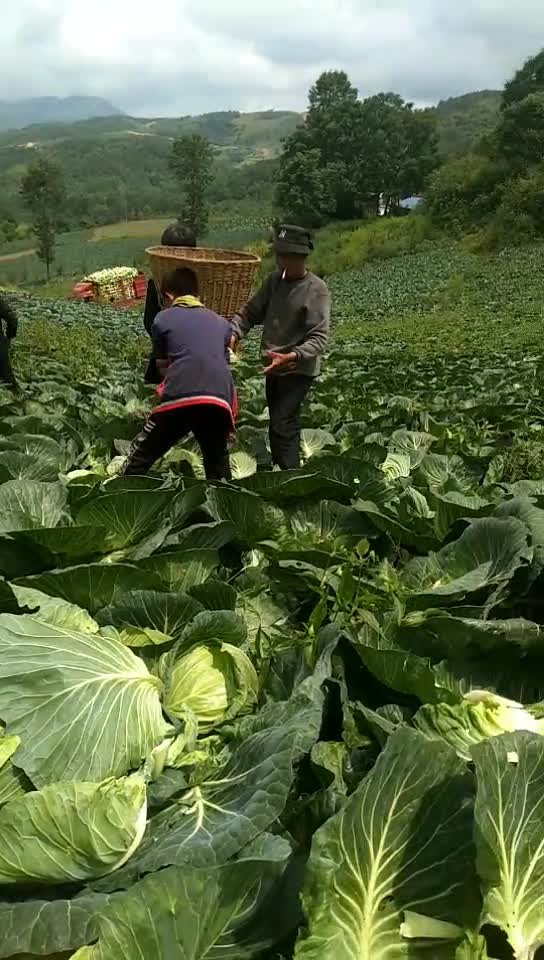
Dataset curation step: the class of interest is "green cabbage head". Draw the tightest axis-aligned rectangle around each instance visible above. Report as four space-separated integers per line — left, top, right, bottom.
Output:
414 689 544 761
163 641 258 729
0 772 147 884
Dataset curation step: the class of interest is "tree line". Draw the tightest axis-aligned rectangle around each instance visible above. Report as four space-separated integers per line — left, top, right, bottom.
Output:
13 68 439 278
13 49 544 279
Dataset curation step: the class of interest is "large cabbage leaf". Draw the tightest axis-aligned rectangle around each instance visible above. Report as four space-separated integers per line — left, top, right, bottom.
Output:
138 549 219 592
95 590 204 646
15 562 163 615
11 585 100 633
95 690 323 889
0 480 69 532
74 853 292 959
207 486 286 546
0 615 170 785
403 518 532 605
0 892 107 958
75 489 174 550
295 728 478 960
473 731 544 960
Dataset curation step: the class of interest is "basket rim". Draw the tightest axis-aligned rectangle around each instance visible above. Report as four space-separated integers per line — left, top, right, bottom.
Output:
145 245 261 266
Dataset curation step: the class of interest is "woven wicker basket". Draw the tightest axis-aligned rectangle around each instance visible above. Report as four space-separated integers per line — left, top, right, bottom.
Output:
146 246 261 319
92 277 134 304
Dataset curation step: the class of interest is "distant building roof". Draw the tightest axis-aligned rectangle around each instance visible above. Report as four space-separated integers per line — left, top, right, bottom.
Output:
400 196 424 210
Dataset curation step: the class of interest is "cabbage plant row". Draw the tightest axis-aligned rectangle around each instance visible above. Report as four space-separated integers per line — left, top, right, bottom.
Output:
2 299 544 959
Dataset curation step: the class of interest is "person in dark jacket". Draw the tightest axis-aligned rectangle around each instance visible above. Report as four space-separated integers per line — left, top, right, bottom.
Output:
231 224 331 470
143 222 196 384
123 267 234 480
0 295 18 388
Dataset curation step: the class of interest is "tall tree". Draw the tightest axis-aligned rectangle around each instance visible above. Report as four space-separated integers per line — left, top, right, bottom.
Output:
1 217 18 243
495 93 544 172
275 148 336 227
20 156 65 280
359 95 438 213
276 72 438 225
171 135 214 240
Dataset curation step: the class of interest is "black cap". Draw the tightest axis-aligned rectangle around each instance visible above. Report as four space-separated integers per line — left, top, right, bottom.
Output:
273 224 314 256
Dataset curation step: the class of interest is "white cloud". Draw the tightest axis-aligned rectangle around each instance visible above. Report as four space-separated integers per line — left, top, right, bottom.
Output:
1 0 544 115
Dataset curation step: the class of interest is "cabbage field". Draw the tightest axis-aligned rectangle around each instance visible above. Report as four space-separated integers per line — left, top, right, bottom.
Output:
3 294 544 960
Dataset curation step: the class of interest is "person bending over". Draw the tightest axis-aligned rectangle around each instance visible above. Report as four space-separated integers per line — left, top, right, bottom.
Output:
231 224 331 471
143 222 196 384
123 267 234 480
0 294 18 389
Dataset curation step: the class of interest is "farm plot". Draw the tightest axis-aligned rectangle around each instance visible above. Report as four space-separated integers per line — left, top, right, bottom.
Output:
1 298 544 958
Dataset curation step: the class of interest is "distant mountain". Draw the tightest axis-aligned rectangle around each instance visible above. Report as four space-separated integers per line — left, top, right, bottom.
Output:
0 97 122 132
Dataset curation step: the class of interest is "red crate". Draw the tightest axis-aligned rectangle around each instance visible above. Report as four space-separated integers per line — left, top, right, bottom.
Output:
71 282 94 301
133 274 147 299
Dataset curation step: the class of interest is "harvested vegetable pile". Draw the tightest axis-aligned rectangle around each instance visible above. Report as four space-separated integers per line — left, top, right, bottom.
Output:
2 297 544 959
84 267 138 285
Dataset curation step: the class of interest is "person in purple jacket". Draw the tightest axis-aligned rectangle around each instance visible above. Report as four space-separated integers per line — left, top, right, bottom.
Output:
122 268 235 480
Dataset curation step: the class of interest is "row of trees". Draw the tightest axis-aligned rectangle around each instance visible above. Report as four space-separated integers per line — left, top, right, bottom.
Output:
14 134 215 279
164 70 440 235
5 68 440 279
427 49 544 243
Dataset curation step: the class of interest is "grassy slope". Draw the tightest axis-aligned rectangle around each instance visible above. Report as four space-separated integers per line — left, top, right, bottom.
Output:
5 213 544 366
324 220 544 355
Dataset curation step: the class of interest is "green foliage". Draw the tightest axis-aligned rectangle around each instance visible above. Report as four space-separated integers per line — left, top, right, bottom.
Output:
5 231 544 957
434 90 502 158
426 154 502 232
502 47 544 108
495 93 544 172
19 156 65 280
428 49 544 248
0 111 296 230
276 71 438 226
171 134 214 240
1 217 18 243
491 166 544 245
310 214 432 277
276 148 335 228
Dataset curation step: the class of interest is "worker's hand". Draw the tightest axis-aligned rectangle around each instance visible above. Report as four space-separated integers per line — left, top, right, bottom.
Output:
229 334 239 353
156 359 171 380
262 351 297 376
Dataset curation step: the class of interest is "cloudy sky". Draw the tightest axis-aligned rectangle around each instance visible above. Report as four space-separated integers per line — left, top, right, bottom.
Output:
2 0 544 116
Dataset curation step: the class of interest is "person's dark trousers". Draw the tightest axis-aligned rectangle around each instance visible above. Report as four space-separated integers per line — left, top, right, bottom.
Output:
0 336 17 390
122 405 232 480
265 373 314 470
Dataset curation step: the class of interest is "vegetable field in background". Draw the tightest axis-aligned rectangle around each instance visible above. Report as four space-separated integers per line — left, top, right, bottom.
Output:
0 220 267 287
3 295 544 959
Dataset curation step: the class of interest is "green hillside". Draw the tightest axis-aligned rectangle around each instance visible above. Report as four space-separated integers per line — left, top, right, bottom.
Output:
0 109 301 226
434 89 502 156
0 91 505 233
0 109 301 153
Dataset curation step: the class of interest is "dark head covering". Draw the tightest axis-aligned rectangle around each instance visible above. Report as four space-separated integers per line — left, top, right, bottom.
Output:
273 224 314 256
161 222 197 247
